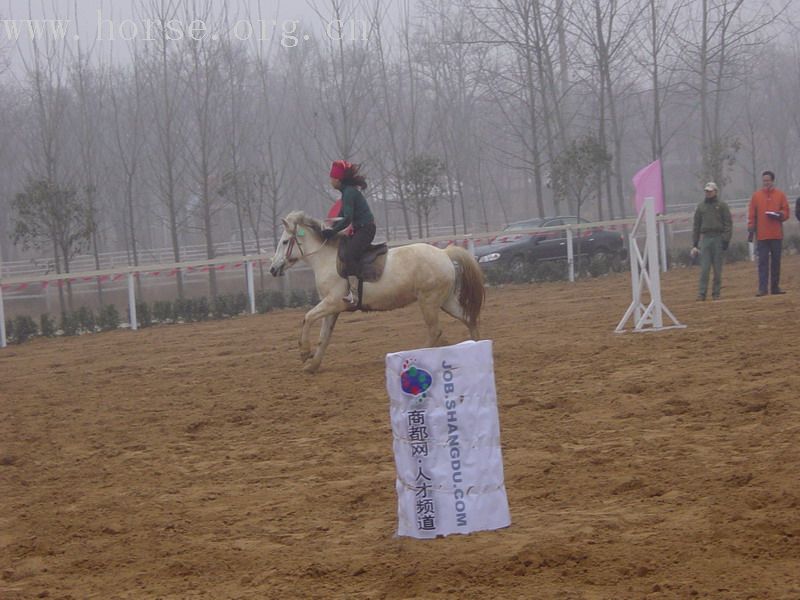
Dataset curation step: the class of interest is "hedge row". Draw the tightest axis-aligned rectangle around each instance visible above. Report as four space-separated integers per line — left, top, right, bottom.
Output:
3 289 321 345
671 234 800 268
484 253 626 286
484 234 780 286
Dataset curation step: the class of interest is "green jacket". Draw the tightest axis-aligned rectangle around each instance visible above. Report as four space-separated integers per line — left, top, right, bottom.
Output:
692 197 732 247
331 185 374 233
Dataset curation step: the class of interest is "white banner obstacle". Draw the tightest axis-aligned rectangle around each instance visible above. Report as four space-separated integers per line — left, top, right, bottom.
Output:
616 197 685 333
385 340 511 539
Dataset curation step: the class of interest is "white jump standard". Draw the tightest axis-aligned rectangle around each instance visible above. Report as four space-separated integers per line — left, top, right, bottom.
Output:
616 197 685 333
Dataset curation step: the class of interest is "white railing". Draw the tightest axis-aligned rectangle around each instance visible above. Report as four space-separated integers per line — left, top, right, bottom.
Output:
0 238 276 279
2 202 750 279
0 253 272 348
0 205 757 348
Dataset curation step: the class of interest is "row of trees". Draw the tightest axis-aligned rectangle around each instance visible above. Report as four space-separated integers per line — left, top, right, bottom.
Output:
0 0 797 311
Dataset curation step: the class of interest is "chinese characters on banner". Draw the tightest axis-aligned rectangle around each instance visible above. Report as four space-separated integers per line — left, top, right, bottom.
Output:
408 408 436 530
386 340 511 539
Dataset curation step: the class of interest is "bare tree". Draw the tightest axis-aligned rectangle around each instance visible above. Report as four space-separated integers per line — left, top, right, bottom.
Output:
415 0 499 232
14 1 73 311
403 154 445 237
178 0 228 299
308 0 375 161
369 0 415 238
141 0 189 298
677 0 787 187
248 0 294 248
69 26 107 304
466 0 573 216
636 0 688 163
571 0 645 218
108 56 147 284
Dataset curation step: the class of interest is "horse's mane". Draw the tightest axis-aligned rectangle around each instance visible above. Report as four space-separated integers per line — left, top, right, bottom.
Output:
285 211 324 235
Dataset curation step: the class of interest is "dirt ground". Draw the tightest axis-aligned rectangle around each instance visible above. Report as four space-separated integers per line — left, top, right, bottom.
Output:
2 257 799 600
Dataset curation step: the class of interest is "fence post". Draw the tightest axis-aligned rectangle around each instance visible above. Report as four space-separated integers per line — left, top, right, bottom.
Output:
246 260 256 314
566 227 575 282
0 284 6 348
658 220 668 272
467 235 476 257
128 273 138 331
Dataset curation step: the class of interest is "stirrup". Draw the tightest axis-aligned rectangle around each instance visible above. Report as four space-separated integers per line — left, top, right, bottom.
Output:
343 290 357 305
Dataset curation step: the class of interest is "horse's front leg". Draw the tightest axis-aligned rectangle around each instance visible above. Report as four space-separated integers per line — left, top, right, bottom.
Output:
299 298 341 371
299 315 313 362
303 313 340 373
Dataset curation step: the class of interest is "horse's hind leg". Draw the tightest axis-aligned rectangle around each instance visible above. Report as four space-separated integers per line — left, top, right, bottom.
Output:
419 298 449 347
441 295 479 340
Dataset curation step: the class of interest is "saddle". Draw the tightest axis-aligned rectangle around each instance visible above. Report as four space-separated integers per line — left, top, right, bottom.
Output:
337 241 389 282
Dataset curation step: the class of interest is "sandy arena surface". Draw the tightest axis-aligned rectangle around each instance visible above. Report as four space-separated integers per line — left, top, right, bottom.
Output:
2 257 800 599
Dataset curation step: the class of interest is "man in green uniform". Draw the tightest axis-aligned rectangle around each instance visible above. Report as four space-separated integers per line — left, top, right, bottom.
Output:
691 182 732 301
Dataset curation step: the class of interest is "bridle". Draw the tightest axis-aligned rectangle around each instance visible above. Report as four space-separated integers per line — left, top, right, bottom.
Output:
284 226 329 263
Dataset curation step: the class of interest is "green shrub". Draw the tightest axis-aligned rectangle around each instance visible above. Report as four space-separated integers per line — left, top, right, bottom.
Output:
510 262 535 284
98 304 121 331
61 312 79 336
199 297 211 321
136 302 152 328
256 290 287 313
672 247 695 268
211 293 247 319
153 300 174 323
232 292 249 314
5 319 13 341
288 289 308 308
212 295 229 319
12 315 38 344
267 290 285 310
725 241 750 264
586 254 613 277
192 297 209 321
255 291 271 314
484 267 508 287
174 298 192 322
783 234 800 253
532 261 567 282
75 306 96 332
40 314 56 337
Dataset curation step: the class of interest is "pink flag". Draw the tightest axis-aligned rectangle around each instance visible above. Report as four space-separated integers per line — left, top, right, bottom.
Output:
632 159 664 214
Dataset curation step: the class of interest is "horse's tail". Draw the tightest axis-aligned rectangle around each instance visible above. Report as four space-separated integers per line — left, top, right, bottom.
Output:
445 245 485 328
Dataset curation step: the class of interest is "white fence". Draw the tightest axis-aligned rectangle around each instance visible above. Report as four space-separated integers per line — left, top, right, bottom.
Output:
0 206 755 348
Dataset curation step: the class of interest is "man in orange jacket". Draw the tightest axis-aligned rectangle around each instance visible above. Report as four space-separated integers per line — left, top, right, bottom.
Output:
747 170 790 296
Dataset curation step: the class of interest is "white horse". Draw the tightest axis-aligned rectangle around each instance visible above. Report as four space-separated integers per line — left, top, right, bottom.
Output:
269 211 485 373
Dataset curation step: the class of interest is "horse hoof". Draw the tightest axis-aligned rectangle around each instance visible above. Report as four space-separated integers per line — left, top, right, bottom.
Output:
303 360 320 373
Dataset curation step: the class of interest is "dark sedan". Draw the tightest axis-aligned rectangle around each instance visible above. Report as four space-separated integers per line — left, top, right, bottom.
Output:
475 216 626 274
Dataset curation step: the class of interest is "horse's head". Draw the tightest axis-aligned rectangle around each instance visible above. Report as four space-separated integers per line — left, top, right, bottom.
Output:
269 211 325 277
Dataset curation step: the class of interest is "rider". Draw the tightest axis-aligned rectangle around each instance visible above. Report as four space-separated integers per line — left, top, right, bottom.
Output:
321 160 376 305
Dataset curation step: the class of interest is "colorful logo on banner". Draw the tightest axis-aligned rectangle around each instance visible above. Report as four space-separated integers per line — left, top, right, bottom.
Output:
400 359 433 400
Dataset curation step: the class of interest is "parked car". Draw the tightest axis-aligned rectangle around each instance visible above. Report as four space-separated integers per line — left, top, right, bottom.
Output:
476 216 626 274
